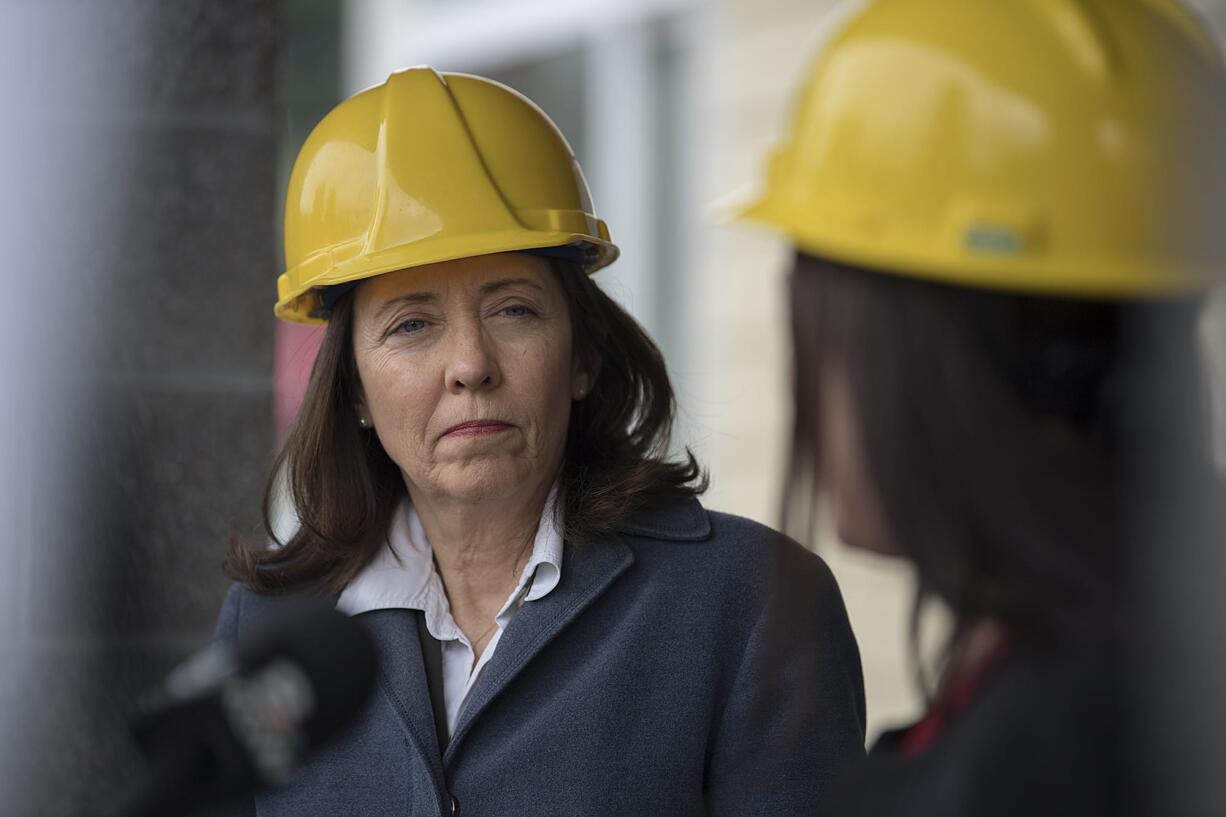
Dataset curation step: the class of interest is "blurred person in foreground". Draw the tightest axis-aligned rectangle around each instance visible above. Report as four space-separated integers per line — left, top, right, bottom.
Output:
217 67 866 816
740 0 1226 814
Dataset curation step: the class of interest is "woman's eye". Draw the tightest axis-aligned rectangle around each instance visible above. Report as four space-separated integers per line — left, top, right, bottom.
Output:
503 305 531 318
397 318 427 334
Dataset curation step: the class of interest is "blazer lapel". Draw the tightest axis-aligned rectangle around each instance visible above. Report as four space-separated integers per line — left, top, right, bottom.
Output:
357 608 446 784
444 535 634 763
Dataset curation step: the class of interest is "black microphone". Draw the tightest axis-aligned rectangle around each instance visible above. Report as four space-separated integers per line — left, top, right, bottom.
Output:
109 598 377 817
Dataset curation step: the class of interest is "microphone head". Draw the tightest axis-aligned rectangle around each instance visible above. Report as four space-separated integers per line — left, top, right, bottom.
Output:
128 595 377 808
232 597 378 746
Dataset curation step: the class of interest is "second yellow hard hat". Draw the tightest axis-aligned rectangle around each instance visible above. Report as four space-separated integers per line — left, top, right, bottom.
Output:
277 67 619 323
742 0 1226 298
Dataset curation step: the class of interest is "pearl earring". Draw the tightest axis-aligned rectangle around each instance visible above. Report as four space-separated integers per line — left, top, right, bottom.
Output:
358 416 371 429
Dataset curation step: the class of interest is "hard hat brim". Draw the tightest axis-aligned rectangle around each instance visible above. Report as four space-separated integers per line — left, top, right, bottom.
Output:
275 230 619 324
735 194 1218 302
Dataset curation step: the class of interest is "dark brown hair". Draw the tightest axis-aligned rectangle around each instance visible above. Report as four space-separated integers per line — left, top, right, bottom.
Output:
227 259 706 594
784 251 1210 651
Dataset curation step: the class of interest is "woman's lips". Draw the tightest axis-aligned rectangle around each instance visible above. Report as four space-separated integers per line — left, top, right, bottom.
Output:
443 420 513 439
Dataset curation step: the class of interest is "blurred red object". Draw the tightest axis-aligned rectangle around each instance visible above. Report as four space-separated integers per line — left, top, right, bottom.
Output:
274 322 324 444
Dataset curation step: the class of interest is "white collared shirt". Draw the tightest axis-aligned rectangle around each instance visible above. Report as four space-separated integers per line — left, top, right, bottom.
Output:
336 491 564 737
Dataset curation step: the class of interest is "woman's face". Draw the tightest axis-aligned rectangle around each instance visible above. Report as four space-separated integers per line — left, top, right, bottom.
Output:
352 253 591 506
818 364 900 556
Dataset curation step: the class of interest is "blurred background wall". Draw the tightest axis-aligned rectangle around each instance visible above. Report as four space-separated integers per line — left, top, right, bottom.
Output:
2 1 1224 814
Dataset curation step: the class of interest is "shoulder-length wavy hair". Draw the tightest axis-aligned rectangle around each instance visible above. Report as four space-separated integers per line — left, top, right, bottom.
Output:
228 259 707 594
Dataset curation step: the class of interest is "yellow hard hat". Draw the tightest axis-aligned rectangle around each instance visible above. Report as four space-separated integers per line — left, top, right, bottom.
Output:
277 67 618 323
741 0 1226 298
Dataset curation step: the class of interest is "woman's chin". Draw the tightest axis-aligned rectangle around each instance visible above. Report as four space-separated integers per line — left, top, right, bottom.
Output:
835 518 903 558
426 460 541 505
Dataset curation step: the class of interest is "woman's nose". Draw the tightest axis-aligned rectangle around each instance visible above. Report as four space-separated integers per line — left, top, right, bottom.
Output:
443 323 502 393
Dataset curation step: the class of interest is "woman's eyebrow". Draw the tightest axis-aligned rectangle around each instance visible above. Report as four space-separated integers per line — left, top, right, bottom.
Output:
373 291 437 322
373 278 542 321
479 277 542 295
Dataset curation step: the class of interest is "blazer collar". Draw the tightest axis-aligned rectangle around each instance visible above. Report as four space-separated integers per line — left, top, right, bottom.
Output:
357 608 448 783
350 535 636 776
355 498 709 770
613 496 711 542
445 532 634 762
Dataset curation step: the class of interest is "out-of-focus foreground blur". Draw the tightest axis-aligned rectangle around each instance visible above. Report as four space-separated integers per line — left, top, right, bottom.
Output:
1 0 1224 814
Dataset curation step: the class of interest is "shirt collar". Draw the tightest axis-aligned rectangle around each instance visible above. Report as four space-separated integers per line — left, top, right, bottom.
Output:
336 485 565 622
518 486 563 604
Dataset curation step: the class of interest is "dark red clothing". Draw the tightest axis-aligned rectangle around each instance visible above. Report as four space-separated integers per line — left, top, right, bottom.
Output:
899 629 1010 757
826 649 1124 817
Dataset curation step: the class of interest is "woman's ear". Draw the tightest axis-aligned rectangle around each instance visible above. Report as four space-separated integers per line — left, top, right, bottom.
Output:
572 354 601 400
353 385 373 429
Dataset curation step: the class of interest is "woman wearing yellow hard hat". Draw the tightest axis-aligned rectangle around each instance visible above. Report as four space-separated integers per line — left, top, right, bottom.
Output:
217 67 867 815
743 0 1226 814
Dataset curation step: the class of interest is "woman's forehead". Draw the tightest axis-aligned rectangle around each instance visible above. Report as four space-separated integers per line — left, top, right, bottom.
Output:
358 252 555 308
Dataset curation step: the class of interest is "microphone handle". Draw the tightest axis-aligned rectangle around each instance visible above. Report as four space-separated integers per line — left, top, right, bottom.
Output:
106 742 214 817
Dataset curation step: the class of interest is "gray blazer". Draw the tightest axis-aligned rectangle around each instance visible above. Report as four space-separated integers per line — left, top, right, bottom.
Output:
214 498 866 816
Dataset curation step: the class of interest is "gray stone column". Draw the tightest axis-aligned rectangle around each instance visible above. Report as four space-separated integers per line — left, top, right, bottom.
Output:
0 2 277 814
